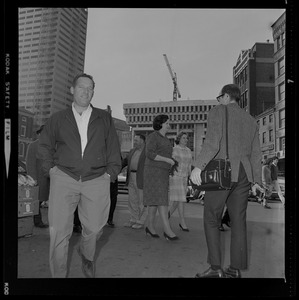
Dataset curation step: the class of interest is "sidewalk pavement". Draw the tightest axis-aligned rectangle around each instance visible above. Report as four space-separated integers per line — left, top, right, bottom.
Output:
18 196 285 279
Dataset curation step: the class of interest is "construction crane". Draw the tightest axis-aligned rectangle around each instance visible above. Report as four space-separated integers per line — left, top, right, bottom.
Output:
163 54 181 101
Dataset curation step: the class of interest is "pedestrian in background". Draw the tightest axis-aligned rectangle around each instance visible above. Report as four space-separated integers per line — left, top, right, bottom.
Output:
270 156 285 206
143 115 178 241
168 131 192 232
25 125 49 229
38 73 121 278
122 134 147 229
107 178 119 227
191 84 263 278
261 158 273 209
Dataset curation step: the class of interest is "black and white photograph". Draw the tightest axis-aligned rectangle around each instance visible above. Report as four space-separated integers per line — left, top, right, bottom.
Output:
3 1 296 297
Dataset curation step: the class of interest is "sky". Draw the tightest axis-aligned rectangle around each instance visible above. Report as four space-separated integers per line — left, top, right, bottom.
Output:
84 8 285 120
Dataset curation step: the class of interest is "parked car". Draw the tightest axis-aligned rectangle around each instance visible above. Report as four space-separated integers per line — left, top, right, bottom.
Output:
117 167 128 194
186 184 205 204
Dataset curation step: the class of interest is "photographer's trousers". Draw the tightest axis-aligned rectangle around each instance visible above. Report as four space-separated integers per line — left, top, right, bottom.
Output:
203 163 251 270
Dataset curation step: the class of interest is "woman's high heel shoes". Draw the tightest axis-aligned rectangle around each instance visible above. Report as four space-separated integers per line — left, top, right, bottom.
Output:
164 232 179 241
145 227 160 238
179 224 190 232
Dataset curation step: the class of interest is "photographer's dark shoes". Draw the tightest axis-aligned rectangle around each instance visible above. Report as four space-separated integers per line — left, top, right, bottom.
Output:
224 267 241 278
195 267 226 278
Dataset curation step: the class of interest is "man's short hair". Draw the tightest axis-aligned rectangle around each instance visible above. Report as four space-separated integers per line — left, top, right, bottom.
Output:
153 114 169 130
221 84 241 102
72 73 95 89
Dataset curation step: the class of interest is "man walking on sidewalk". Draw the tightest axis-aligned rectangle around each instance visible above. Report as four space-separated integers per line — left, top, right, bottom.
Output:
122 134 147 229
38 73 121 278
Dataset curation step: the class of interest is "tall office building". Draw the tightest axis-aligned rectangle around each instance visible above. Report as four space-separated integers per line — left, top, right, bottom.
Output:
233 42 275 117
18 8 88 128
271 12 285 171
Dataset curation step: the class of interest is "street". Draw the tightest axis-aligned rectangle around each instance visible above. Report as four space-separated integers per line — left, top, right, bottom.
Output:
18 193 285 279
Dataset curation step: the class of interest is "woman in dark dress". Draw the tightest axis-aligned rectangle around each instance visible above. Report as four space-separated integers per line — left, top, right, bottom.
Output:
143 115 178 240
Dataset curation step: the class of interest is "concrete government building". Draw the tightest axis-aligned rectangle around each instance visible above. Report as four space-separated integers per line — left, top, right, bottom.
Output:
123 99 218 159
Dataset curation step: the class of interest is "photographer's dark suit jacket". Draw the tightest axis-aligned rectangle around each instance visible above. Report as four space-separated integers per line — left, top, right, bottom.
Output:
195 103 262 184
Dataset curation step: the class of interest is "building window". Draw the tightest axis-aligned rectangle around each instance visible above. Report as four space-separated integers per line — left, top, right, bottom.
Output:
269 114 273 123
20 125 26 137
278 57 285 76
262 117 266 126
19 142 25 157
278 82 285 101
281 32 285 47
277 35 281 50
262 132 266 144
269 129 273 142
279 137 285 152
279 109 285 128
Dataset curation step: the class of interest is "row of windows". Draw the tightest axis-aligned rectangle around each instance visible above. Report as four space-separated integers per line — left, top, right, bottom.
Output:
277 57 285 76
128 114 208 123
275 31 285 52
19 31 40 38
257 114 274 127
132 123 200 131
262 129 274 144
235 66 248 86
279 108 285 128
239 90 248 109
258 109 284 127
125 105 214 115
260 109 285 144
278 82 285 101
